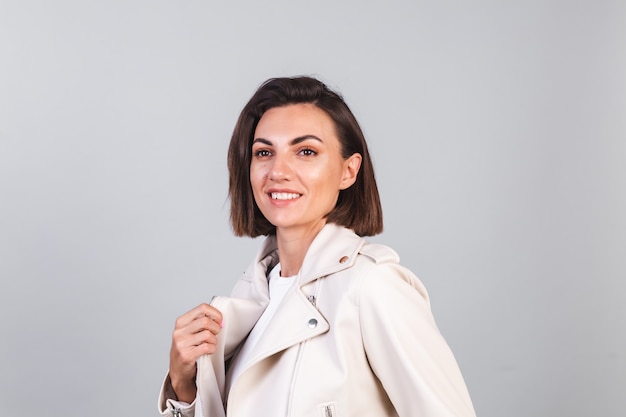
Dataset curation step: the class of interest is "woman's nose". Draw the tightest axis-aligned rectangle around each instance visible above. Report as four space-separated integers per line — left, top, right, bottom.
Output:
268 155 293 181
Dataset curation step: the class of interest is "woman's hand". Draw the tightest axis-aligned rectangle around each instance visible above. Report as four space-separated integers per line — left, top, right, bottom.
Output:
168 303 223 403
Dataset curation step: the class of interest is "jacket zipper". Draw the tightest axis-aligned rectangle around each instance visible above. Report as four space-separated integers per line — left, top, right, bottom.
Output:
324 405 333 417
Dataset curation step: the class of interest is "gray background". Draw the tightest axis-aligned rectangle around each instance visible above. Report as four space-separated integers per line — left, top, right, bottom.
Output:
1 1 624 416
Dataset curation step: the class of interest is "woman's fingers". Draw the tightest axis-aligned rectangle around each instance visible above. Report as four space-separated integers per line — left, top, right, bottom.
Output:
170 304 224 368
175 303 223 330
182 314 223 338
173 328 218 355
168 304 224 403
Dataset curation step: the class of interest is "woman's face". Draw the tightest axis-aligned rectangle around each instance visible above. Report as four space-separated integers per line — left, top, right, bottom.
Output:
250 103 361 237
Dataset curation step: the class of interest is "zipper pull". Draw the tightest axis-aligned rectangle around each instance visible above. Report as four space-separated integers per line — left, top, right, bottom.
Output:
307 295 316 306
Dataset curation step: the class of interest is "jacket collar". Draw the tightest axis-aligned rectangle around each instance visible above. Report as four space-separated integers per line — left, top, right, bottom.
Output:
254 223 366 286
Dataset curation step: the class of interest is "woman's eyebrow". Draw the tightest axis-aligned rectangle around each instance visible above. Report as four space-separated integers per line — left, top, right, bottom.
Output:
291 135 323 145
252 137 272 145
252 135 323 146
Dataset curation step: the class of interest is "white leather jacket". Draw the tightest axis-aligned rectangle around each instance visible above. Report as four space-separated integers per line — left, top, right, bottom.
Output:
159 223 476 417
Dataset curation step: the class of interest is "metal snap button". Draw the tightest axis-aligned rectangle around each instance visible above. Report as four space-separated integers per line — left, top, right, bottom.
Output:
308 318 318 328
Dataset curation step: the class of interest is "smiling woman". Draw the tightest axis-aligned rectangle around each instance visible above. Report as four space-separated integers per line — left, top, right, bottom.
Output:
249 104 362 275
158 76 477 417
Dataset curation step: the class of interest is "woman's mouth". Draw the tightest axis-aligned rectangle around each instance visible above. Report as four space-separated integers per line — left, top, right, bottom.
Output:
270 192 301 200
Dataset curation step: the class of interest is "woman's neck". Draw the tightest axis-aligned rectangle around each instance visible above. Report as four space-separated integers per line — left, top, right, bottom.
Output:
275 222 326 277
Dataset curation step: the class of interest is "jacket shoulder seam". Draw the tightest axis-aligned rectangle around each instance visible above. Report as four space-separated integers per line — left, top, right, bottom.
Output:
358 243 400 264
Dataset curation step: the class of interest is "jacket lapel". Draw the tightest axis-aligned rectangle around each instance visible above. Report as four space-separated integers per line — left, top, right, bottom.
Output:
197 296 268 417
239 224 365 369
242 284 329 366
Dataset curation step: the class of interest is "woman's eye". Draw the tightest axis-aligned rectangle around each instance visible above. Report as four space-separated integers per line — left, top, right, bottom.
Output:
299 148 317 156
254 149 271 158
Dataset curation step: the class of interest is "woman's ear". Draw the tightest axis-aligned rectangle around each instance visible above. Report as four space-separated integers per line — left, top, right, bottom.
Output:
340 153 362 190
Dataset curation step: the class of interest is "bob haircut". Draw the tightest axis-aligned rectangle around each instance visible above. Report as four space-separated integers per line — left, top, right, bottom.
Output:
228 76 383 237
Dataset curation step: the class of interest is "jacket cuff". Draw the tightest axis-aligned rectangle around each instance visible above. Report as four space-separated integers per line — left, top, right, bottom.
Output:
157 373 196 417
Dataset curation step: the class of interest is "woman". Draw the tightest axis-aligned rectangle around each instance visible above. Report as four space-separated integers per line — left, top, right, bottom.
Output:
158 76 476 417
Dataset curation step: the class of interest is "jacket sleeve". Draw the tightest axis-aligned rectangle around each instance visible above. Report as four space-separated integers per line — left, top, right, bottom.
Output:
358 262 476 417
157 373 197 417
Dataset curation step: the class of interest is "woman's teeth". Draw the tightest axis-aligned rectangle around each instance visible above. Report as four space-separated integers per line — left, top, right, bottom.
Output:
271 192 300 200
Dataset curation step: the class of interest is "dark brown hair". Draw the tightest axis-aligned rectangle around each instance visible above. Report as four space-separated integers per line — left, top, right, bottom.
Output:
227 76 383 237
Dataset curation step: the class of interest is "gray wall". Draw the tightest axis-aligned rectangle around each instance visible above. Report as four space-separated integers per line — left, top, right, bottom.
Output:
1 1 624 416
